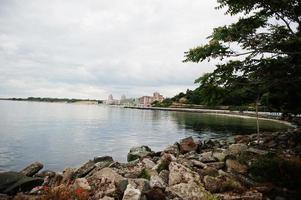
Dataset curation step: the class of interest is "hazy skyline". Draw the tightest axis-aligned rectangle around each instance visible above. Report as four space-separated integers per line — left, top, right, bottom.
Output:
0 0 236 99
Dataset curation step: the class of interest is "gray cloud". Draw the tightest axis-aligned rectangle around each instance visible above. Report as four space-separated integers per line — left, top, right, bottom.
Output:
0 0 236 99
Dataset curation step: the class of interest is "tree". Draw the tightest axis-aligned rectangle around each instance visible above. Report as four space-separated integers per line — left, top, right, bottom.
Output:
184 0 301 114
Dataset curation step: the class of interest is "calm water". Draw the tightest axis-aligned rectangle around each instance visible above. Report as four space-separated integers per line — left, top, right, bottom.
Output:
0 100 291 171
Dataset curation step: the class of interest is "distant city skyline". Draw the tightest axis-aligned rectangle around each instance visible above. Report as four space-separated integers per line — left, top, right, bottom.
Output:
0 0 236 99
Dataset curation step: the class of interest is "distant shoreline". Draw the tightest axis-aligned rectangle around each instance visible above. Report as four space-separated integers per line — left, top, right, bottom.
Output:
125 106 297 128
0 97 103 104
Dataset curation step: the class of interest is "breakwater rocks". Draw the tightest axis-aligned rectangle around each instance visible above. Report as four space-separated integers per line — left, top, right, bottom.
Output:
1 130 301 200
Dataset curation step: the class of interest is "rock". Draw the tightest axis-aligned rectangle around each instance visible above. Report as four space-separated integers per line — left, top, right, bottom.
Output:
199 152 217 163
141 158 156 169
72 178 91 191
153 153 174 172
150 175 167 189
168 162 201 186
94 156 114 163
20 162 43 177
179 137 198 154
228 144 248 156
0 194 9 200
74 160 96 178
203 175 222 193
128 178 150 194
199 167 219 177
48 173 63 187
0 172 43 195
166 182 207 200
213 150 227 162
219 190 263 200
62 168 76 184
163 143 180 156
127 146 154 162
34 170 56 178
146 188 166 200
246 148 268 155
158 170 169 185
122 184 141 200
226 159 248 174
88 168 125 198
191 159 207 168
206 162 225 169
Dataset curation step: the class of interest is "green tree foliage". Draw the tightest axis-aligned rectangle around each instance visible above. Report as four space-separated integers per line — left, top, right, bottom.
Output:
184 0 301 114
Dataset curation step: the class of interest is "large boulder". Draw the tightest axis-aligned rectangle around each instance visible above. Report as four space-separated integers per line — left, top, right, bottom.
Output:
0 172 43 195
179 137 198 154
127 146 154 162
20 162 43 177
166 182 207 200
168 162 201 186
88 168 125 199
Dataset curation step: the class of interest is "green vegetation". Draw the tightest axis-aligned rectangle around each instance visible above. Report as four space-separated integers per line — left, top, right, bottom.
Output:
173 0 301 114
250 153 301 189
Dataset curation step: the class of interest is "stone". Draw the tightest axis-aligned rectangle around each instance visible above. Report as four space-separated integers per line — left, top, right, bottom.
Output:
226 159 248 174
158 170 169 185
20 162 43 177
72 178 91 191
219 190 263 200
127 146 154 162
94 156 114 163
88 168 125 198
0 172 43 195
203 175 222 193
199 167 219 177
166 182 207 200
61 168 76 184
179 137 198 154
153 153 174 172
191 160 207 168
199 152 217 163
228 144 248 156
206 162 225 169
128 178 150 194
213 151 227 162
74 160 96 178
141 158 156 169
246 148 268 155
163 143 180 156
150 175 167 189
34 170 56 178
122 184 141 200
168 162 201 186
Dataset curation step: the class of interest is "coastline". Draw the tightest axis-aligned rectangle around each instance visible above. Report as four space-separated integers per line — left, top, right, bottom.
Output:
125 106 297 128
1 129 300 200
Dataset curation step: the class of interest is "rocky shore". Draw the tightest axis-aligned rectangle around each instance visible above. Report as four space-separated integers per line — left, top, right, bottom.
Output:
1 129 300 200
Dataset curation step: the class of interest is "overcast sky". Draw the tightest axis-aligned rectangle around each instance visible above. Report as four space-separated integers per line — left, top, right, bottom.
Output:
0 0 236 99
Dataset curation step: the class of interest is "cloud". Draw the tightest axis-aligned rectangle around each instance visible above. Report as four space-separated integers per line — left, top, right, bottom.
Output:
0 0 236 99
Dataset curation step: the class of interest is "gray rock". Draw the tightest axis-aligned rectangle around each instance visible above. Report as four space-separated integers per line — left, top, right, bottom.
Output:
74 160 96 178
168 162 201 186
206 162 225 169
150 175 167 189
122 184 141 200
179 137 198 154
20 162 43 177
0 172 43 195
158 170 169 185
199 152 217 163
166 182 207 200
127 146 154 162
